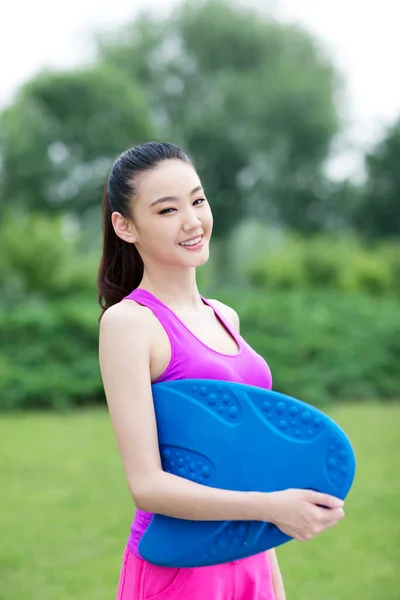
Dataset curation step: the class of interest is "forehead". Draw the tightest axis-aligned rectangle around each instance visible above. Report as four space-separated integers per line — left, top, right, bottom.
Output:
136 160 201 202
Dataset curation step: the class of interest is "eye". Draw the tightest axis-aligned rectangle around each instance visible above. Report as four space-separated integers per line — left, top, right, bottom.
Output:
159 199 206 214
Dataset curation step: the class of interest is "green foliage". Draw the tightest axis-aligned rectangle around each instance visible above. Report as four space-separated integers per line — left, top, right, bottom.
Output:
0 213 99 302
246 235 399 296
1 0 399 242
0 297 102 410
1 213 398 410
99 0 341 236
220 289 400 406
355 117 400 237
2 285 399 409
0 65 153 215
0 214 101 410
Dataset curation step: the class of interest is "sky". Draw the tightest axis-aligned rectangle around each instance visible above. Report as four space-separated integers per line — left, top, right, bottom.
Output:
1 0 400 180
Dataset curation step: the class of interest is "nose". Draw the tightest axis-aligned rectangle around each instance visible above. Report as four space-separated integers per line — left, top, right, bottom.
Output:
182 207 202 232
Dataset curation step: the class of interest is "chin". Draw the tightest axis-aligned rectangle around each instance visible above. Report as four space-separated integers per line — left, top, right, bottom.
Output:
179 240 210 267
185 253 209 269
196 246 210 265
197 253 210 267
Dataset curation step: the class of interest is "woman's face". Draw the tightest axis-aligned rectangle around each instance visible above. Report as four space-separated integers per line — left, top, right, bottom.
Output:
128 159 213 269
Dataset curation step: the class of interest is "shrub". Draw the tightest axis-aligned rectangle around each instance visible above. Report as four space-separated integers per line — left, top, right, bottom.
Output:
219 288 400 407
0 297 102 410
1 215 398 410
246 234 399 296
1 288 399 410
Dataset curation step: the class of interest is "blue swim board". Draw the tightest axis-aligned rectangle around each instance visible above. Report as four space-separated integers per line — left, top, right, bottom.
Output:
139 379 356 567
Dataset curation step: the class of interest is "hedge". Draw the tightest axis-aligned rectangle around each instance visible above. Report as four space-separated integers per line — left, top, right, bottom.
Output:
1 289 399 410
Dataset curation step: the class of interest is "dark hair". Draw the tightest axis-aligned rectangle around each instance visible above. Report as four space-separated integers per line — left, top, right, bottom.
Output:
97 141 192 318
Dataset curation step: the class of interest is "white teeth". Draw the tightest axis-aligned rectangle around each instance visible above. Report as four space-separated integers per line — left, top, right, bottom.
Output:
180 236 202 246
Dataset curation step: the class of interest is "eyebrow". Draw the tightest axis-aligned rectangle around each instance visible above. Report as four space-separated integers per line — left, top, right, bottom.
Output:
150 185 204 208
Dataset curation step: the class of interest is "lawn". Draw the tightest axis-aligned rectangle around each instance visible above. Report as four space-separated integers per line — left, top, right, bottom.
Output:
1 403 399 600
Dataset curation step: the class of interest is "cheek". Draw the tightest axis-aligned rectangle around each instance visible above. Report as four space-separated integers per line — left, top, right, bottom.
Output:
141 219 168 239
149 223 178 253
202 203 213 223
206 208 213 232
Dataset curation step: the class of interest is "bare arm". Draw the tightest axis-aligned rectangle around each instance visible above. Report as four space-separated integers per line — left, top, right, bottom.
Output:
99 302 345 536
99 302 270 521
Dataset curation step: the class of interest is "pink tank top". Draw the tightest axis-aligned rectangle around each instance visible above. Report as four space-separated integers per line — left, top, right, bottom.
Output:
122 288 273 558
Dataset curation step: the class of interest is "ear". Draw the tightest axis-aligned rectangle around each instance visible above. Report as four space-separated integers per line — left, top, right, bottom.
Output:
111 211 137 244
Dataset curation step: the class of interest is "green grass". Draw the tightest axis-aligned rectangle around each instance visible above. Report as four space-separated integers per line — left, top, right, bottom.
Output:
1 403 399 600
278 403 400 599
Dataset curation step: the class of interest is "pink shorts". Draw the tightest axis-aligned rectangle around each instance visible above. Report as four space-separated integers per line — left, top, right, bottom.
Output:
116 547 275 600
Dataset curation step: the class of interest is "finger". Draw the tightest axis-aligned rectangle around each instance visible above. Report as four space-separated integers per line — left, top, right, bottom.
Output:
320 519 342 532
317 507 345 522
295 534 309 542
306 491 344 509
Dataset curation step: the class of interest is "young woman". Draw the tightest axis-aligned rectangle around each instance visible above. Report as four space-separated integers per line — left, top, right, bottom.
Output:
98 142 345 600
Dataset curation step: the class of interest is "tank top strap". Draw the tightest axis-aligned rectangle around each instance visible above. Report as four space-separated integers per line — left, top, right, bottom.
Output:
122 288 191 347
123 290 241 350
201 297 241 346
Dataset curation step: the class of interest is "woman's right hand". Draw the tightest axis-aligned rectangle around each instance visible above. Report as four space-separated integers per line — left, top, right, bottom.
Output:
265 488 345 542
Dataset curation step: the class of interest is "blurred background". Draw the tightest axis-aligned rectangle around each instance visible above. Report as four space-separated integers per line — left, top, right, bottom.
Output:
1 0 399 598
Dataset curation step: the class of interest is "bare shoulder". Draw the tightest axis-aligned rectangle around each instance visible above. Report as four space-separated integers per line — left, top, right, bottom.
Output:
99 300 158 366
207 298 240 333
99 299 154 337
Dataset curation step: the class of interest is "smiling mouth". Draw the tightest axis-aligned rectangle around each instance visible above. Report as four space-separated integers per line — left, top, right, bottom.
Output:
179 235 204 247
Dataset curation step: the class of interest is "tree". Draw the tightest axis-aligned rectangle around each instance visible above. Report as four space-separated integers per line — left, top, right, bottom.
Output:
99 0 341 236
354 118 400 238
0 65 153 216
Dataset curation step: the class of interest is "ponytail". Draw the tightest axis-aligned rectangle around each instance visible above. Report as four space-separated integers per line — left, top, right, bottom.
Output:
97 186 143 320
97 142 192 320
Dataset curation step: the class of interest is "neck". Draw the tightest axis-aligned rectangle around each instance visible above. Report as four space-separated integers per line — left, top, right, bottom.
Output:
138 266 204 311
